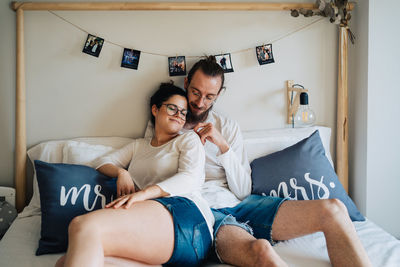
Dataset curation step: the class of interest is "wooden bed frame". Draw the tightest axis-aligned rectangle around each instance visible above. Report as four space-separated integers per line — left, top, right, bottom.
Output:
11 1 353 212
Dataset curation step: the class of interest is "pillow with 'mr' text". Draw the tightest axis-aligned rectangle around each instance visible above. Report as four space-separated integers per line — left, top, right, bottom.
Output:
250 130 365 222
34 160 117 255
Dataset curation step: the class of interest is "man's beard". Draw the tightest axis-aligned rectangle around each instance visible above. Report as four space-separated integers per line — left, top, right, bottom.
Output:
186 103 213 125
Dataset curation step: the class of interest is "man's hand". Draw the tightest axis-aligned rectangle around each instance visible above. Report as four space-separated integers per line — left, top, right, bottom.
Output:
116 169 136 197
194 122 229 154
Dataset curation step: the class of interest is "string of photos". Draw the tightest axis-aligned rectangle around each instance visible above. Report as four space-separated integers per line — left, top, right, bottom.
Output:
81 30 281 76
49 0 352 77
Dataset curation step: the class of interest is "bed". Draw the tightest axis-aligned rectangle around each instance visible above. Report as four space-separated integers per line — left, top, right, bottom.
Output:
5 1 399 266
1 126 400 267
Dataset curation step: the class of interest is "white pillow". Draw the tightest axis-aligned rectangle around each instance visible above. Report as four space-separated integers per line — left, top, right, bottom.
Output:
243 126 334 168
62 141 114 167
19 137 133 218
20 142 66 217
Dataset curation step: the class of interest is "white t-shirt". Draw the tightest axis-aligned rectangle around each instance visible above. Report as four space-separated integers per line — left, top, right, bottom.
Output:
145 110 252 209
96 131 214 239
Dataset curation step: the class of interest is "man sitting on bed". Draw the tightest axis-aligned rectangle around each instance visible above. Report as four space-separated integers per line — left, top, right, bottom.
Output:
145 56 372 267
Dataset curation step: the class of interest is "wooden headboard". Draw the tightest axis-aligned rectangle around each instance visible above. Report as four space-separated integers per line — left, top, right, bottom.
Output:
11 1 353 211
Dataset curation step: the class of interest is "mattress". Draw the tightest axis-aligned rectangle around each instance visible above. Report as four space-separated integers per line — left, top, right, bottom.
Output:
0 214 399 267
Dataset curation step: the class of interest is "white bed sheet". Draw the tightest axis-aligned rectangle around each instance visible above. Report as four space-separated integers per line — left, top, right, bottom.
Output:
1 215 399 267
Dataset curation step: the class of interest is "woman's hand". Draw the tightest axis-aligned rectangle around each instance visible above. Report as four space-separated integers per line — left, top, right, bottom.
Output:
97 164 135 197
116 169 136 197
106 191 146 209
106 185 170 209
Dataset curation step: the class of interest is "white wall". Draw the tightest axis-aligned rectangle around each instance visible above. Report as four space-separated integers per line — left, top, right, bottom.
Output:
349 0 400 238
22 6 337 149
0 1 16 189
367 0 400 238
349 0 369 226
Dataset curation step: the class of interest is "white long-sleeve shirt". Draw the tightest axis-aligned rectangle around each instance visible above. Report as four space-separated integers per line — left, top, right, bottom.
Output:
96 131 214 238
145 110 252 209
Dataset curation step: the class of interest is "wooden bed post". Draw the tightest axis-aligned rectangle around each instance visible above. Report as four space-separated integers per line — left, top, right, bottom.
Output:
15 7 27 212
336 26 349 193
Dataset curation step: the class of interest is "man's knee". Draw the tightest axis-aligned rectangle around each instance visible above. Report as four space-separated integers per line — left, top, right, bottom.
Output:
215 225 285 267
250 239 286 267
215 225 254 260
216 224 252 248
250 239 274 257
322 199 347 216
320 198 349 224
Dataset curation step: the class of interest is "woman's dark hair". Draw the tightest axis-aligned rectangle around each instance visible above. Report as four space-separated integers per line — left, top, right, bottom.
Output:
150 82 187 125
187 56 225 93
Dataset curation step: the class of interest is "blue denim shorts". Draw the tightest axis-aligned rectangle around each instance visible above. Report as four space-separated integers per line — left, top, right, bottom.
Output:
153 196 212 267
212 194 290 245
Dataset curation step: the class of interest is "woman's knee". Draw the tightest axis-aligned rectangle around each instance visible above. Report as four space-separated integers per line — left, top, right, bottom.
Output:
68 214 100 237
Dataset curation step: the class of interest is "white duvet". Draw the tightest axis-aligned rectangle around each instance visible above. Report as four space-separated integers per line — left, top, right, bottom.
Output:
0 214 399 267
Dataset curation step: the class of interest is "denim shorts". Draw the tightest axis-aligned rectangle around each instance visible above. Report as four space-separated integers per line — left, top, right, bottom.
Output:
212 194 290 245
153 196 212 267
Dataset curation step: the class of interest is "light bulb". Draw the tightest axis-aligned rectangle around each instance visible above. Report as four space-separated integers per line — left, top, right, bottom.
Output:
294 92 316 127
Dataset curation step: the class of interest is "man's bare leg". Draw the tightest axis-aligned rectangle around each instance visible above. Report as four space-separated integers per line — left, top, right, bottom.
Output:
55 255 162 267
215 225 288 267
271 199 371 267
215 198 371 267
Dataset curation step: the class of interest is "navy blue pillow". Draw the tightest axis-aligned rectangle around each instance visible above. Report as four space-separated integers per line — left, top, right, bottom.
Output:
250 130 365 221
34 160 117 255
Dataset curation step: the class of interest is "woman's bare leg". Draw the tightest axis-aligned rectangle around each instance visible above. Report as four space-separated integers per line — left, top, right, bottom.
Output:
56 255 162 267
63 200 174 267
55 255 65 267
272 199 371 267
104 256 161 267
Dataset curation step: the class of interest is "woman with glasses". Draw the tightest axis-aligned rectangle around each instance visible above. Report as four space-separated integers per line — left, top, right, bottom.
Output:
56 83 213 267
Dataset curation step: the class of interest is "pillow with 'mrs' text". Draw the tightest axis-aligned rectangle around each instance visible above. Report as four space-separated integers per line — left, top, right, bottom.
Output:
34 160 117 255
250 130 365 222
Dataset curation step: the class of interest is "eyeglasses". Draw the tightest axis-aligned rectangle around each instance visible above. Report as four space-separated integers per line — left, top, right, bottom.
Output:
162 104 187 120
189 88 217 106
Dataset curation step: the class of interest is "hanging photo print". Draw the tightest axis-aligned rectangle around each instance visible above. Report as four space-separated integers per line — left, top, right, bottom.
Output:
82 34 104 57
256 44 275 65
215 53 234 73
168 56 186 76
121 48 141 70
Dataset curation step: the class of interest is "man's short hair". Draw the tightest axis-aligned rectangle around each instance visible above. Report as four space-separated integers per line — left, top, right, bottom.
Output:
187 56 225 93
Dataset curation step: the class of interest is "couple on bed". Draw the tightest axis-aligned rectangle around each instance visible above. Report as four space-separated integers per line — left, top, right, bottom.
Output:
56 57 372 267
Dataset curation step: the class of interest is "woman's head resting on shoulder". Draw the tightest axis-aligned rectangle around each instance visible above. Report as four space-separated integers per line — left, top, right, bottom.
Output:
150 82 188 135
